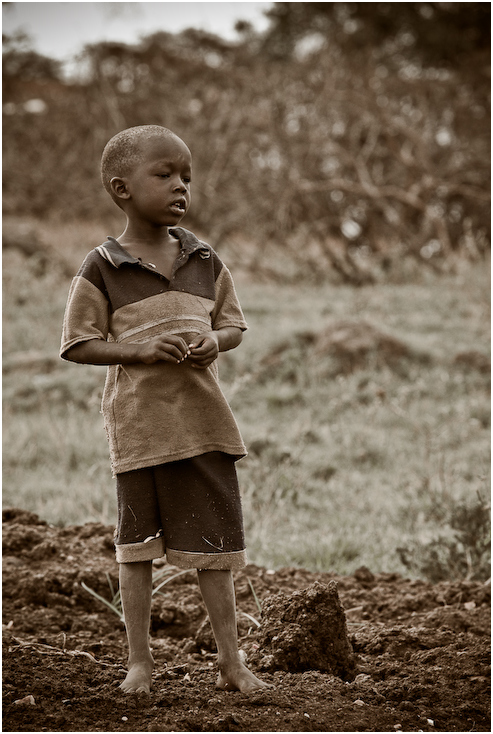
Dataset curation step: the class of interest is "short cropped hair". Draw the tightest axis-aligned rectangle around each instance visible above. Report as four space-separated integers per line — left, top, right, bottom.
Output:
100 125 177 197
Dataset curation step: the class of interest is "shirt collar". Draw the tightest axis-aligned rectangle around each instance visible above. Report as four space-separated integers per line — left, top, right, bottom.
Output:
96 227 210 269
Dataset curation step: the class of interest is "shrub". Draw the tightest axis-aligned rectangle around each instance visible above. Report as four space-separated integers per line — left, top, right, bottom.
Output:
397 493 491 582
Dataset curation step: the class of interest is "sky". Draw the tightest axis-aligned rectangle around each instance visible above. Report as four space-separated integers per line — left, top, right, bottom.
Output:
3 1 273 62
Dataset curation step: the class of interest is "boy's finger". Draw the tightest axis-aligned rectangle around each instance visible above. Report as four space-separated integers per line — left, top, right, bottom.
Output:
160 344 189 362
190 346 209 357
162 337 190 356
177 341 191 354
188 337 205 351
162 350 183 363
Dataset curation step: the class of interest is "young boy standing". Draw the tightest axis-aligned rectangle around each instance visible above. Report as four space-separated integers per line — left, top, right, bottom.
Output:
60 125 271 694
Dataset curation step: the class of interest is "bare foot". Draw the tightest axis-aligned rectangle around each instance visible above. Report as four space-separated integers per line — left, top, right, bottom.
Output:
119 660 153 694
217 660 275 694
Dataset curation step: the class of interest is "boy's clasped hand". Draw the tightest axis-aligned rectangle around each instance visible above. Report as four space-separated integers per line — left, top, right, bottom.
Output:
139 332 219 368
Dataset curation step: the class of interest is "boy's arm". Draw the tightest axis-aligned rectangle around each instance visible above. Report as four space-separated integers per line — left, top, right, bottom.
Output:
187 326 243 369
65 334 191 366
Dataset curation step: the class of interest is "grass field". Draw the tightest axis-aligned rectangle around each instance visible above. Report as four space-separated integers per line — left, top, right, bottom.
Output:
3 224 490 579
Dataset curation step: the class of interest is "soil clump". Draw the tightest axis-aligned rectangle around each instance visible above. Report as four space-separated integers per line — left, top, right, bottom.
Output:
2 509 490 732
251 580 356 678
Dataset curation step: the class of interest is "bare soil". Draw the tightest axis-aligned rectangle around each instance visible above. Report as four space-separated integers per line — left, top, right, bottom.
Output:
2 509 490 732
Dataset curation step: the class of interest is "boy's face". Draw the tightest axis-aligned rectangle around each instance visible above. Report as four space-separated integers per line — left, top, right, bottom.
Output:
121 135 192 226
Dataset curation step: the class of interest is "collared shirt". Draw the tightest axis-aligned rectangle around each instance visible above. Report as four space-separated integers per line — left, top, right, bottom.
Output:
60 227 247 475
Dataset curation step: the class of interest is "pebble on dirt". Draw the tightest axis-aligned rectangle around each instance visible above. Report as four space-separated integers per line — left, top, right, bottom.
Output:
13 695 35 706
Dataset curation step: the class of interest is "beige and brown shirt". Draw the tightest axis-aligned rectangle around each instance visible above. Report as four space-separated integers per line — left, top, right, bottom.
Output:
60 228 248 475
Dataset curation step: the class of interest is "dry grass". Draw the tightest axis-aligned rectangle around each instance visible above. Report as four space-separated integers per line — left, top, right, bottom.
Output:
3 222 490 577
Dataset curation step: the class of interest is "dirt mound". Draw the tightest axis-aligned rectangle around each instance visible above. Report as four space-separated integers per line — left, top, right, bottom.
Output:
260 319 425 378
251 581 356 678
453 349 491 375
314 319 413 371
2 510 491 732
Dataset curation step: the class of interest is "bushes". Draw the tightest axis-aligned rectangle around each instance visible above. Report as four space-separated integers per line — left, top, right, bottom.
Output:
3 7 490 283
397 493 491 582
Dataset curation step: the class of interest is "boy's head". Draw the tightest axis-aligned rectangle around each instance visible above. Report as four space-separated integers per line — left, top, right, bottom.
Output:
101 125 190 208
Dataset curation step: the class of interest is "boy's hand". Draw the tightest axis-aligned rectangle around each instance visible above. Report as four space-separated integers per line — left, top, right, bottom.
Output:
187 332 219 369
65 327 241 367
139 334 190 364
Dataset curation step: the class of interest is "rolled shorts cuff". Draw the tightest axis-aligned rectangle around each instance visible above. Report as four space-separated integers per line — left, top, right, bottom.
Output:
115 536 165 563
166 548 247 571
115 539 247 571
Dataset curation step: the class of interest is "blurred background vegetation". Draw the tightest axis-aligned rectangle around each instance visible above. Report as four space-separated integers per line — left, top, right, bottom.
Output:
3 1 490 282
2 3 490 579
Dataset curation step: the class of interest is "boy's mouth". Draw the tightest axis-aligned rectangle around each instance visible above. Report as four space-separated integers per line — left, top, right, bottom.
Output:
170 199 186 214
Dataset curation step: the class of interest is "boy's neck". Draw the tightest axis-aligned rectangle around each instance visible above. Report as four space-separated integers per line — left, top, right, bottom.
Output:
118 222 177 250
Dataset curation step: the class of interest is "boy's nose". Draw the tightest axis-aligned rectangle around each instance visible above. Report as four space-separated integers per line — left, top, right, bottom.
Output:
173 179 188 192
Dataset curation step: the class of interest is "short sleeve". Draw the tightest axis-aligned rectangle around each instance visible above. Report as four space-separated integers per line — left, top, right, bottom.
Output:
211 264 248 332
60 255 110 360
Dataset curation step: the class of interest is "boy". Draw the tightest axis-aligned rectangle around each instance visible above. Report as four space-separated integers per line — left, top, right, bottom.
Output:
60 125 271 695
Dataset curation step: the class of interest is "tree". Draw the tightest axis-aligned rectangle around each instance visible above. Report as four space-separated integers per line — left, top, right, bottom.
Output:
3 32 62 100
2 12 490 282
261 2 490 67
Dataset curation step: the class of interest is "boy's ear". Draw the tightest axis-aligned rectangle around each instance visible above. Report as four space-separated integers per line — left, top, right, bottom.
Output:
110 177 130 200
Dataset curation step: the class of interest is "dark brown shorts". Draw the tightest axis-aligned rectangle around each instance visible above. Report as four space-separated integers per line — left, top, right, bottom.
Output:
114 452 247 570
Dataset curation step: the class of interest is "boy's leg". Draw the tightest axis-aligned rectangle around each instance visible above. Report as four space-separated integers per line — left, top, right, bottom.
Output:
119 560 154 694
197 569 274 693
